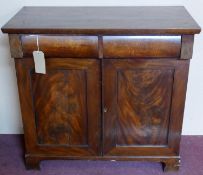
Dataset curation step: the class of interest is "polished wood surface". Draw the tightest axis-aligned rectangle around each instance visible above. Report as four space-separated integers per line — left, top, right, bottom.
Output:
9 34 183 59
2 6 201 172
32 70 88 145
21 35 98 58
103 59 189 157
15 58 101 155
103 36 181 58
1 6 201 35
116 68 172 145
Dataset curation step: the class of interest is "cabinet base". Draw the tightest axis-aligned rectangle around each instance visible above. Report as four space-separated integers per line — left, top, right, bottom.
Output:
25 154 180 172
162 159 180 172
25 155 41 170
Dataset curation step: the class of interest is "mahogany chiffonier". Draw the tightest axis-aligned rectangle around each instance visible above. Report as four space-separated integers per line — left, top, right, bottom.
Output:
1 6 201 172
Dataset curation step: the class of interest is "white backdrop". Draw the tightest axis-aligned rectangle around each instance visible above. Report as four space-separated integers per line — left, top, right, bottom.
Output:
0 0 202 134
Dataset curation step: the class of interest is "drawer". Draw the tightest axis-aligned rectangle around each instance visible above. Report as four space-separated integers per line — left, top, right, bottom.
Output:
21 35 98 58
103 36 181 58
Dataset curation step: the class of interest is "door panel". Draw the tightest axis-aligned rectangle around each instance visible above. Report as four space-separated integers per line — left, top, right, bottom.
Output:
103 59 189 156
116 69 173 146
15 58 101 156
31 69 88 145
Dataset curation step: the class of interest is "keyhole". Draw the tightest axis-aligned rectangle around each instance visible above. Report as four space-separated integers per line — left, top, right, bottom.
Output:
103 107 108 113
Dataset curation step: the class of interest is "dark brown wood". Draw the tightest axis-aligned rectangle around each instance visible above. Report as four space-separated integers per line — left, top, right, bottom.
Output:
98 36 103 59
167 60 190 155
103 36 181 58
180 35 194 59
15 58 101 156
21 35 98 58
1 6 201 35
25 155 40 170
162 159 180 172
2 6 201 172
102 59 189 158
8 34 23 58
32 70 88 145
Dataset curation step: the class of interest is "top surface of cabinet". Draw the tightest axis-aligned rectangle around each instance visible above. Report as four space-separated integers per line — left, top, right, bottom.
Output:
1 6 201 35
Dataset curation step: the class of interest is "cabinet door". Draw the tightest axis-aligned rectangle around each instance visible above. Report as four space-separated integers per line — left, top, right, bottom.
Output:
15 58 101 156
103 59 189 156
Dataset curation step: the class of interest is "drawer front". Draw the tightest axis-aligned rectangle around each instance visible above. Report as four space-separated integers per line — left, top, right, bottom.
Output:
21 35 98 58
103 36 181 58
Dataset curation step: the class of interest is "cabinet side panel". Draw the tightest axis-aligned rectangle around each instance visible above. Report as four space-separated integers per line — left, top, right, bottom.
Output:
168 60 190 154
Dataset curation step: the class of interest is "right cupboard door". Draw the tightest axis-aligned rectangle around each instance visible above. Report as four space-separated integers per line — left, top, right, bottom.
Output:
102 59 189 157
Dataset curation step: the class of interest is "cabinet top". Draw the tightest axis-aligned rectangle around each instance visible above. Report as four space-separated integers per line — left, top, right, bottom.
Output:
1 6 201 35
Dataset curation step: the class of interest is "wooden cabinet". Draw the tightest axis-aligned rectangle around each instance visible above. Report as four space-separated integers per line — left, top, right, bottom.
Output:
1 6 201 172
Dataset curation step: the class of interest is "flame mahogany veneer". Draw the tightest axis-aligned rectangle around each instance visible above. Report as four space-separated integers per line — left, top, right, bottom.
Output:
1 6 201 172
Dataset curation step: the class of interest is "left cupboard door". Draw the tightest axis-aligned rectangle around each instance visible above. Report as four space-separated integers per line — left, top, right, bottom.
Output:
15 58 101 157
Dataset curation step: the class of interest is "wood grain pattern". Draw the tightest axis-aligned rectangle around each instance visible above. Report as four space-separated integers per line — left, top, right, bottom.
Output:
103 59 189 157
167 60 190 155
31 69 87 145
15 58 101 155
103 36 181 58
21 35 98 58
1 7 201 35
3 6 200 172
116 69 173 145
